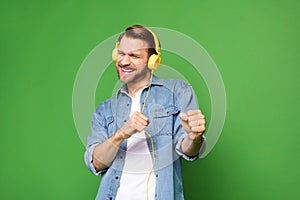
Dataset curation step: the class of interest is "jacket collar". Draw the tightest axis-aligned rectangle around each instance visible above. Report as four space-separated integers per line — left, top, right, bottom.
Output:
117 75 164 96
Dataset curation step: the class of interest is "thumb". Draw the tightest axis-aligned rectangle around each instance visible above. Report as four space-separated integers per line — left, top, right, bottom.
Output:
180 113 188 121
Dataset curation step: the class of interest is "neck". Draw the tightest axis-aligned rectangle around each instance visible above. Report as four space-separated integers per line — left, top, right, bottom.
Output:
127 72 152 98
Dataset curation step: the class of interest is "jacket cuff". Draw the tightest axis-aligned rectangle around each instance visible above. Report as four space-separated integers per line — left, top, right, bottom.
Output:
84 144 107 175
175 133 206 161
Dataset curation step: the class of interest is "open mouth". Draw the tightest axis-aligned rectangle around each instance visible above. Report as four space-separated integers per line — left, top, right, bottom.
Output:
121 67 135 73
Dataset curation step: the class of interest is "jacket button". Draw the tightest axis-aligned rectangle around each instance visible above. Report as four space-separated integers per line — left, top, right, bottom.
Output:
115 176 119 180
124 120 127 122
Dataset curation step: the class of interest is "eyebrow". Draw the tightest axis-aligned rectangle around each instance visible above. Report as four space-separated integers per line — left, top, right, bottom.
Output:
118 49 143 56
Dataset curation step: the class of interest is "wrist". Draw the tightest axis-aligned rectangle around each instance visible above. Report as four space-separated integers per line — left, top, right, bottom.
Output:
116 129 130 140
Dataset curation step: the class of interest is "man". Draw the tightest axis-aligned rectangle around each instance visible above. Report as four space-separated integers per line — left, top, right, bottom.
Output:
84 25 206 200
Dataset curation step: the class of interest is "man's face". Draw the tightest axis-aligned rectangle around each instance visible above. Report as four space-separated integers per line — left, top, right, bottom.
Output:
115 36 150 85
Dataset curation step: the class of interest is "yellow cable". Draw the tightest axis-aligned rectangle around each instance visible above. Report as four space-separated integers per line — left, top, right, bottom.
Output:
141 71 155 200
145 131 155 200
141 71 153 114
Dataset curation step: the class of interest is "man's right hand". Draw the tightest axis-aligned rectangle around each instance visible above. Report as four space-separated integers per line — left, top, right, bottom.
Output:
119 111 149 139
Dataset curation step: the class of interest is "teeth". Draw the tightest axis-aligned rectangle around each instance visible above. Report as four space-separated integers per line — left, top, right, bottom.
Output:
122 68 134 72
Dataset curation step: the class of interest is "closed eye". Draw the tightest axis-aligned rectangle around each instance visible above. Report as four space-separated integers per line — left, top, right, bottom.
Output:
118 50 125 56
129 53 141 58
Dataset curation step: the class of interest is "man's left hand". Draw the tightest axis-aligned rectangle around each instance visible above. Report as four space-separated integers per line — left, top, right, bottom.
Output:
180 110 206 141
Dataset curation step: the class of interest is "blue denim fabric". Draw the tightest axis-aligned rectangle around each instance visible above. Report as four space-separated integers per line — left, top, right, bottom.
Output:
84 76 206 200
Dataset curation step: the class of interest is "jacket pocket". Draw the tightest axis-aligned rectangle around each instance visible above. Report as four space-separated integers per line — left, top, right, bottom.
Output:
148 104 180 136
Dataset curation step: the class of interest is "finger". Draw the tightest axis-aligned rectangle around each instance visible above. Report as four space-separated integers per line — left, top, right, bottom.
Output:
132 116 149 126
131 112 149 126
188 113 205 121
180 113 188 121
191 125 206 133
188 132 203 141
187 110 202 116
189 119 205 127
134 119 149 131
134 111 149 122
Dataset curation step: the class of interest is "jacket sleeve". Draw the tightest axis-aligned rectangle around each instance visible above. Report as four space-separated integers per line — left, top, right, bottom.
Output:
173 80 206 161
84 102 110 175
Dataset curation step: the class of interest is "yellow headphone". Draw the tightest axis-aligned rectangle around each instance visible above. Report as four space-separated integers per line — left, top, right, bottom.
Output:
112 28 161 71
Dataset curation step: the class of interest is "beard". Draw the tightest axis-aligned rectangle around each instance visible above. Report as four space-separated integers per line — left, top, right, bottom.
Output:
116 64 150 85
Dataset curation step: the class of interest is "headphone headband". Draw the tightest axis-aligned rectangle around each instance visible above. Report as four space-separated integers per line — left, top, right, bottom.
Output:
145 27 160 56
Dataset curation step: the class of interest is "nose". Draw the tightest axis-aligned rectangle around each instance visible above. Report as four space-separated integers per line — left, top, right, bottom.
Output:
119 54 130 67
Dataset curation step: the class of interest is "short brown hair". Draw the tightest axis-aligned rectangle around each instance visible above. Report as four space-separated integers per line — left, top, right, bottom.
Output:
118 25 160 56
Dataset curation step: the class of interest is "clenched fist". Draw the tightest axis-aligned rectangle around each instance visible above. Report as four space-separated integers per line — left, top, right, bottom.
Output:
180 110 206 141
119 111 149 139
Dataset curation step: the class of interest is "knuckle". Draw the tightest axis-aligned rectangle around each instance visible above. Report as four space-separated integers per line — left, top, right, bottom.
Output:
198 119 202 125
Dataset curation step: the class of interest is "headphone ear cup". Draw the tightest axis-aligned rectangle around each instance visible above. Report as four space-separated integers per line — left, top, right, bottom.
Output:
112 47 118 61
148 54 161 70
112 42 119 61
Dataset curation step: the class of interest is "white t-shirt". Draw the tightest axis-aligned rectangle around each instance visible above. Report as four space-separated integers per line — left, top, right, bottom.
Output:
115 90 156 200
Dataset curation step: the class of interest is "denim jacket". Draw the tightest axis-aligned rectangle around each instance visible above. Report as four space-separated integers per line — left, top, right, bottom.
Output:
84 76 206 200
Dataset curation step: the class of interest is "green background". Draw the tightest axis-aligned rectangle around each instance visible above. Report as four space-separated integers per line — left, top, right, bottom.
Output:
1 0 299 199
